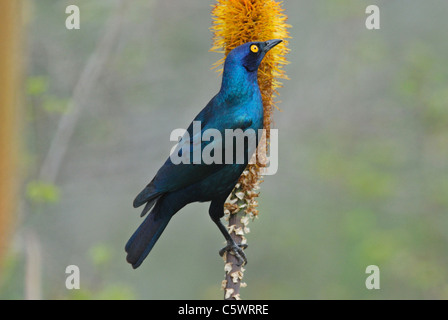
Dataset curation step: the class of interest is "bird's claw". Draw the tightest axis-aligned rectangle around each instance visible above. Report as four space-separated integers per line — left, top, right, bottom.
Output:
219 241 248 266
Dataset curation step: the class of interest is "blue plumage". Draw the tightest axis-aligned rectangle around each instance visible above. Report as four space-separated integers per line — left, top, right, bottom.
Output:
125 40 282 269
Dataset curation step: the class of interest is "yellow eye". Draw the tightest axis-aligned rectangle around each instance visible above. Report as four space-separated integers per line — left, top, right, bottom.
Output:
250 44 259 53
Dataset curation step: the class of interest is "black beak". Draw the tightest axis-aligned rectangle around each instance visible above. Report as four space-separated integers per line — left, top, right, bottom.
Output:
263 39 283 52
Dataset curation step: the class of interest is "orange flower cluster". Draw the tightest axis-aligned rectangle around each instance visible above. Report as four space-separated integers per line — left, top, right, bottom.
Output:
211 0 290 217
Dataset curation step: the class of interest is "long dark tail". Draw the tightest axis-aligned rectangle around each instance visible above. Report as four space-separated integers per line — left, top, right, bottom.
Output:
125 202 173 269
133 182 162 217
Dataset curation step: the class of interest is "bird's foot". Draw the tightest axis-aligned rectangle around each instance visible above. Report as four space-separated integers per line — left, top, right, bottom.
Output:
219 240 248 266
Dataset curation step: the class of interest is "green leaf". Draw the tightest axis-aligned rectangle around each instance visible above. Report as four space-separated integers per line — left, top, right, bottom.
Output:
89 243 113 268
26 180 60 204
26 76 49 96
42 96 70 114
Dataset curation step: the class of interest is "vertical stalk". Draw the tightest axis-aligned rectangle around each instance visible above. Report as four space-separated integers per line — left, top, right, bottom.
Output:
211 0 290 300
0 0 22 275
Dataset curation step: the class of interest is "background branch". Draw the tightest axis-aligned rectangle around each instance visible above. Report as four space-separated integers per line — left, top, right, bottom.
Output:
22 0 128 299
38 0 128 184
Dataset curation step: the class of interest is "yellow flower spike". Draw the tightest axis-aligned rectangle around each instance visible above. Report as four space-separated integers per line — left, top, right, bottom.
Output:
211 0 290 300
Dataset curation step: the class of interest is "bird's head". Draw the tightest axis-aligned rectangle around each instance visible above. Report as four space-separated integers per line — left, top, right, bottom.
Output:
225 39 283 73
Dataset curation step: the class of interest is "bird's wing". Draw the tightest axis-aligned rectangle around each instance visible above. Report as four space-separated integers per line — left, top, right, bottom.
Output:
134 96 253 208
151 114 252 193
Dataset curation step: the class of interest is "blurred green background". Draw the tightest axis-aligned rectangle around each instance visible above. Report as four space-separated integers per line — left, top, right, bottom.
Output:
1 0 448 299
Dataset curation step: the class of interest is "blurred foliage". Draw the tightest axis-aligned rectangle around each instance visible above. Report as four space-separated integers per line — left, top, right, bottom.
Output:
67 284 135 300
26 76 49 96
26 180 60 204
2 0 448 300
89 243 113 269
65 243 136 300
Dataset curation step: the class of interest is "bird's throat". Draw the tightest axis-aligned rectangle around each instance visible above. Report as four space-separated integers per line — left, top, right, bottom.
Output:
219 67 259 104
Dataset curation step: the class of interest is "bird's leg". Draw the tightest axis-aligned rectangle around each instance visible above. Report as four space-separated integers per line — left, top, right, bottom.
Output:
209 197 248 266
211 215 248 266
